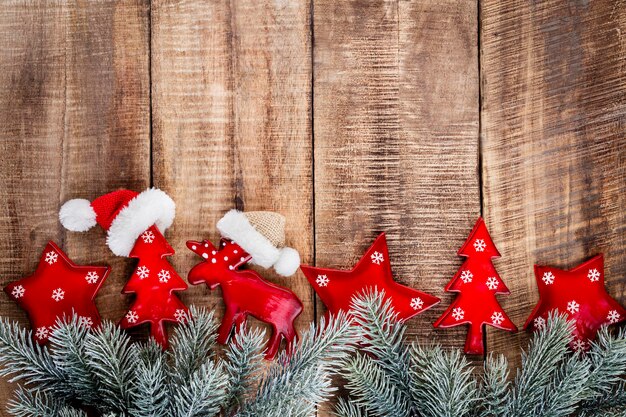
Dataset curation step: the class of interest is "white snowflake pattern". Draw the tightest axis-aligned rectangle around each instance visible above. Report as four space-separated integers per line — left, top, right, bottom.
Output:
141 230 155 244
158 270 171 283
410 297 424 311
174 309 187 323
80 316 93 328
316 274 329 287
473 239 486 252
452 307 465 321
491 311 504 326
45 251 58 265
136 266 150 279
11 285 25 299
126 310 139 324
542 271 555 285
534 316 546 330
371 251 384 265
587 268 600 282
460 270 473 284
567 300 580 315
607 310 621 324
85 271 99 284
51 288 65 302
35 326 49 340
486 277 499 290
572 339 587 352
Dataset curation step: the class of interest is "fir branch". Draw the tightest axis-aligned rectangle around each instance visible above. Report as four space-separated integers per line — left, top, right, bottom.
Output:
0 318 65 390
130 340 169 417
478 353 510 417
224 326 265 411
237 312 355 417
584 326 626 399
409 344 478 417
533 354 592 417
237 367 332 417
7 386 85 417
168 360 229 417
505 312 574 416
342 352 411 416
168 306 218 386
83 321 138 413
48 317 100 405
349 289 413 402
334 397 370 417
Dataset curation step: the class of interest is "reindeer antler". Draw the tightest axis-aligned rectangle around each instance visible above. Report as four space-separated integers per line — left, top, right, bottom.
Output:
186 239 217 260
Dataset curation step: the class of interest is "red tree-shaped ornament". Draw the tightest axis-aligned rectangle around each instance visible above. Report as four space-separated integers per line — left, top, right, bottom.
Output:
120 225 188 347
59 188 188 348
434 217 517 355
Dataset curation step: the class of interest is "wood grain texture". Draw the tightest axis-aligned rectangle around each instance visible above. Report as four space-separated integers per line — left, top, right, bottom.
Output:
0 0 150 409
151 0 314 339
313 0 479 360
482 0 626 369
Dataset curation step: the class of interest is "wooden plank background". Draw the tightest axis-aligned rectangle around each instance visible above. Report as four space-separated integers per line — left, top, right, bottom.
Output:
0 0 623 414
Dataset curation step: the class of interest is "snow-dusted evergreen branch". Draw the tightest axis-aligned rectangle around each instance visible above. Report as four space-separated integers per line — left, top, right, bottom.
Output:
82 321 138 413
236 311 355 417
505 312 575 416
410 345 478 417
6 387 85 417
336 293 626 417
350 290 413 411
334 397 370 417
48 316 100 405
168 306 218 385
130 340 168 417
478 354 510 417
0 318 65 390
224 326 266 411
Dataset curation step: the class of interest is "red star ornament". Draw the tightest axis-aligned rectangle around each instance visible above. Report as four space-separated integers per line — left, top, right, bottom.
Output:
433 218 517 355
524 254 626 352
300 233 439 320
4 241 110 343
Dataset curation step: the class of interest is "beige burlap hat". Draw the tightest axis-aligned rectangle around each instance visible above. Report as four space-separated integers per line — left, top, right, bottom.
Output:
216 210 300 276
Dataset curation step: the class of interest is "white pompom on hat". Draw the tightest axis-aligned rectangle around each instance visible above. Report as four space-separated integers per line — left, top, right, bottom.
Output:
59 188 176 257
216 210 300 277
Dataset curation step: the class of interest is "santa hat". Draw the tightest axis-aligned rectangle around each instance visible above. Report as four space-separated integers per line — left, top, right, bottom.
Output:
216 210 300 277
59 188 176 257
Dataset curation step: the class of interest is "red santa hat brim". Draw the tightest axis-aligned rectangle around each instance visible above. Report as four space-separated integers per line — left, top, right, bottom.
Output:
60 188 175 257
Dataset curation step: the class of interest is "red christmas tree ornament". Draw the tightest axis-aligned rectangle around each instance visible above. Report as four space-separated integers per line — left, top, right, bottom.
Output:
524 254 626 352
187 210 303 359
4 241 110 343
59 188 188 347
300 233 440 321
434 217 517 355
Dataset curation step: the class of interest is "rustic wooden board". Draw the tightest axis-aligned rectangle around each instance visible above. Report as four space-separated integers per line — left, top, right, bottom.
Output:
151 0 314 342
0 0 150 409
482 0 626 369
313 0 479 375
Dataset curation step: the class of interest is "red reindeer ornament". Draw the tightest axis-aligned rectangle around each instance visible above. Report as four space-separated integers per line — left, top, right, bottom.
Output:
187 210 303 359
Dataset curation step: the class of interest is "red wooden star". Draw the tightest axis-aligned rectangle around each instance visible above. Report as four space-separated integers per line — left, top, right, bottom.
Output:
525 254 626 352
4 241 110 343
301 233 439 320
